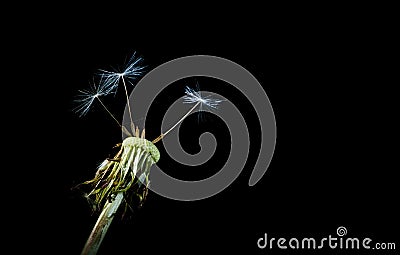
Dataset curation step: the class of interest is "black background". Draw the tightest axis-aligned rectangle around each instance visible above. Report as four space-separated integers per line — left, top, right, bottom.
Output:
10 6 398 255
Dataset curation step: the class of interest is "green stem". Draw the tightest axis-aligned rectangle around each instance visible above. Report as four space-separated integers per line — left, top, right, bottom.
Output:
81 192 124 255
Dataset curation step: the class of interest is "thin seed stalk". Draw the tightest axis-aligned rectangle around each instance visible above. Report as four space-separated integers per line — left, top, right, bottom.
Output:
152 101 200 143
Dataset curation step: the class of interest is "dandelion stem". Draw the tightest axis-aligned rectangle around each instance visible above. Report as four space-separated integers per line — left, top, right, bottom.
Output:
81 192 124 255
152 101 201 143
121 77 134 129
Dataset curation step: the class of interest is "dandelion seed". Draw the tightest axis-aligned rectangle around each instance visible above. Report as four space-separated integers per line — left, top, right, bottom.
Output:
97 52 145 128
97 52 145 94
74 82 122 128
73 83 110 117
152 86 223 143
183 86 223 109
